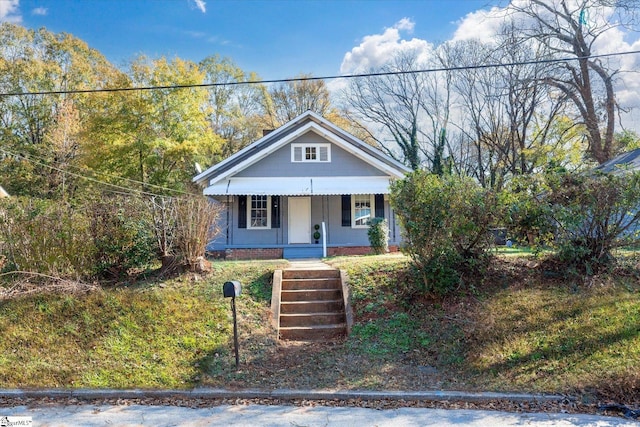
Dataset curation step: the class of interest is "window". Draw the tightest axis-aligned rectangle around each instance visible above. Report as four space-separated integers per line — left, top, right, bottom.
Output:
292 143 330 163
248 195 271 229
305 146 317 160
352 194 373 228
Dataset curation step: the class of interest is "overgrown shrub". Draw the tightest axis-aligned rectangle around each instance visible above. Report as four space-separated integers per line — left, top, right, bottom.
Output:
147 195 222 272
0 197 95 277
173 196 221 271
499 175 554 247
390 172 497 294
89 195 156 278
367 217 389 255
0 194 159 280
546 171 640 273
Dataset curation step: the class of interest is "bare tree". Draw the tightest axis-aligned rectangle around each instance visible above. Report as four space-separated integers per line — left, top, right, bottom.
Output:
265 74 332 127
509 0 636 163
342 50 427 170
445 33 561 189
421 44 455 175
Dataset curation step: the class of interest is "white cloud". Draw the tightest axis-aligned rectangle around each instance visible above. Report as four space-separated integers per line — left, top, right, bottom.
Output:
451 6 505 43
192 0 206 13
451 0 640 130
337 1 640 135
340 18 432 74
31 7 47 16
0 0 21 23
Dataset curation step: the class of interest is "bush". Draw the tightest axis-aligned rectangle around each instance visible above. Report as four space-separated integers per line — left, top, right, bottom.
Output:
546 171 640 273
147 195 222 272
390 172 497 294
173 196 222 271
0 195 159 280
89 195 156 278
368 217 389 255
499 175 554 247
0 197 95 277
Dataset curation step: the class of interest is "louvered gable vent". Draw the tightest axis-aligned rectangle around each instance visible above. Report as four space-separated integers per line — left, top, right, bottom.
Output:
319 146 328 162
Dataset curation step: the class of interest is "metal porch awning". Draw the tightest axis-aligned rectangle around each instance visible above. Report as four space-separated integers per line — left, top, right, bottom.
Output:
203 176 392 196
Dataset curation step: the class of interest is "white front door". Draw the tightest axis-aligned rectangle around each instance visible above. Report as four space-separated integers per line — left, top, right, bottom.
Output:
288 197 311 244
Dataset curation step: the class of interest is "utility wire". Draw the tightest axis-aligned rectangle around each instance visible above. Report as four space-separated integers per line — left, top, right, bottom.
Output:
1 50 639 97
0 147 195 198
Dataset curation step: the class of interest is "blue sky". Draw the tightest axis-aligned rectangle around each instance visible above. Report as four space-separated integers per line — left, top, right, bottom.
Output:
2 0 496 79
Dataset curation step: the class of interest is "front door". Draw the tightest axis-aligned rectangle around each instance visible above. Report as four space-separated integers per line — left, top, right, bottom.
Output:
288 197 311 244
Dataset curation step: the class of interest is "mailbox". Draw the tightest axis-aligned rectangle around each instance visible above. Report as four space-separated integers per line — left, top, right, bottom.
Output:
223 280 242 298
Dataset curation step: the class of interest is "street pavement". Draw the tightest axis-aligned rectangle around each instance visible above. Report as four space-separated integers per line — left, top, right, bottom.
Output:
2 403 637 426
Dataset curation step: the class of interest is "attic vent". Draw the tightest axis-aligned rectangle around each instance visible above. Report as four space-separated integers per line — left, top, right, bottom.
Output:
319 146 328 161
291 143 331 163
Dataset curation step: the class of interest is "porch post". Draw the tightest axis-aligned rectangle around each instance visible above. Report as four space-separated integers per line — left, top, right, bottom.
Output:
322 221 327 258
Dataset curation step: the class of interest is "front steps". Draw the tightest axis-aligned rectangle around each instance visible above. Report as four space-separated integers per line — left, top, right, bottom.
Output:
274 268 348 341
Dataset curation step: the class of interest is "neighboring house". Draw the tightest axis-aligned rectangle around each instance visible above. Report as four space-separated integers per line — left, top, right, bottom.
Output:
595 147 640 174
193 111 412 260
594 148 640 238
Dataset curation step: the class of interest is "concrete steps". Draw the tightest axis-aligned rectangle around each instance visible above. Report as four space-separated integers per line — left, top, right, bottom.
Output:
275 268 347 341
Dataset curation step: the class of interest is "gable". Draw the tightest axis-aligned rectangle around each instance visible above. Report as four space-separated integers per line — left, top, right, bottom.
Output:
235 129 386 178
194 111 410 186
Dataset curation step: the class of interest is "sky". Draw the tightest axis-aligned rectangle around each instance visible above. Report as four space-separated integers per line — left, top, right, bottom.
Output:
1 0 497 79
2 0 640 130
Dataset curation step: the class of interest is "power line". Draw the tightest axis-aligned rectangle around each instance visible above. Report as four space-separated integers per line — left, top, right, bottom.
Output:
1 50 639 98
0 147 196 198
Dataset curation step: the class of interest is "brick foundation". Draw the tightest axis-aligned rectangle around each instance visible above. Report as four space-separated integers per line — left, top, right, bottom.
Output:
213 245 400 260
224 248 284 260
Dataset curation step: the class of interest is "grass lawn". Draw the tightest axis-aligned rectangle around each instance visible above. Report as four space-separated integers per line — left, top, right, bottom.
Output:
0 254 638 404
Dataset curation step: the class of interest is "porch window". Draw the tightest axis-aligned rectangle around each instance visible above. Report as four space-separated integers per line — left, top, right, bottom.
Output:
352 194 374 228
291 143 330 163
248 195 271 229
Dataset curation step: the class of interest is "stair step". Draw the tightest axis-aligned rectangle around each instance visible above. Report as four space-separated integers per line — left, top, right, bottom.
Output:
276 268 348 341
280 300 344 314
279 324 347 341
280 312 346 327
283 269 340 279
281 278 341 290
280 289 342 302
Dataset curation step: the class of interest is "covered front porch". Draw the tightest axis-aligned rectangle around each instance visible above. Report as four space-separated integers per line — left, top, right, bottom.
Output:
206 192 401 260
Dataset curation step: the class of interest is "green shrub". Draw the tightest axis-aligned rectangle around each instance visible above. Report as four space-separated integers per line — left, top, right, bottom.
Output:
367 217 389 255
499 175 554 247
546 171 640 273
390 172 497 294
89 195 156 278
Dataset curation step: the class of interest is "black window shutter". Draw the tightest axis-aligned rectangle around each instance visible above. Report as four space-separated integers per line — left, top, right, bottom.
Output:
375 194 385 219
238 195 247 229
271 196 280 228
341 195 351 227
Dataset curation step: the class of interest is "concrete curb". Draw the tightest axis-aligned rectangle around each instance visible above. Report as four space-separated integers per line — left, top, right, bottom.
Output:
0 388 571 403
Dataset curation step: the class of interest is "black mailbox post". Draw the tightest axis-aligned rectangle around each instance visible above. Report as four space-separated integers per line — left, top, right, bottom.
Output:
223 281 242 369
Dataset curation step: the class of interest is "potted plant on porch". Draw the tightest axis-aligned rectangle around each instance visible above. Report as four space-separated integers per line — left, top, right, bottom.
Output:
313 224 321 243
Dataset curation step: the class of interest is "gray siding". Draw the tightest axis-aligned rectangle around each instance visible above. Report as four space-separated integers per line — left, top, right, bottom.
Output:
236 131 384 178
207 195 402 250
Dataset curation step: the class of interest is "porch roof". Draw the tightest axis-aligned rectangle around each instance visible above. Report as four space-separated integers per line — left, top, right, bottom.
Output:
203 176 393 196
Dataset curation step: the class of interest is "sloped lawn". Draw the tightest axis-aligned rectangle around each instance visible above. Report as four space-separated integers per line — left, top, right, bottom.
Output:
0 254 638 405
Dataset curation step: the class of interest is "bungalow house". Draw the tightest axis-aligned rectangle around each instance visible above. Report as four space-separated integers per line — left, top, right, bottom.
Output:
193 111 411 259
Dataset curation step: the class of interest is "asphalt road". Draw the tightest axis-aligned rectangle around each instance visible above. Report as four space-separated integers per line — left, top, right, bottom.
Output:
2 403 637 427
